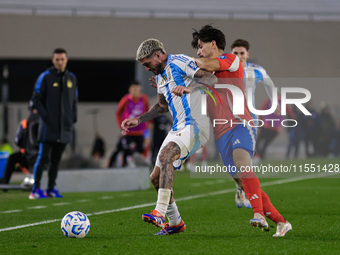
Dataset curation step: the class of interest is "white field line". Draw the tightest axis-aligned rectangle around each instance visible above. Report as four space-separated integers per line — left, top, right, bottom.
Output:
0 172 335 233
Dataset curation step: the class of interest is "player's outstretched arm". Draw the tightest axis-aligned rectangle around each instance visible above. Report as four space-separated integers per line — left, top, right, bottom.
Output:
193 57 220 72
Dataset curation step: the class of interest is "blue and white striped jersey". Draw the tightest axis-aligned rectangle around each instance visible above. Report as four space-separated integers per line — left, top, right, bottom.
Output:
245 62 275 107
156 54 208 131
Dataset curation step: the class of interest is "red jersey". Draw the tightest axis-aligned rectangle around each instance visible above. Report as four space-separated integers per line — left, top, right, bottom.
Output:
208 53 253 140
116 94 149 136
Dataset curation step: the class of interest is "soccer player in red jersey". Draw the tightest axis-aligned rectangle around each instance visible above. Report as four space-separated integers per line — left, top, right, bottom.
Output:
191 25 292 237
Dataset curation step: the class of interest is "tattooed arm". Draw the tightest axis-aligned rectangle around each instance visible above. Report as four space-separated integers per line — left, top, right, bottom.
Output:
194 69 218 86
121 93 168 132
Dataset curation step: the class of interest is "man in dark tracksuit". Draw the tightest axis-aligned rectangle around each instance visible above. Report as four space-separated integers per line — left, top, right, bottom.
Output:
29 48 78 199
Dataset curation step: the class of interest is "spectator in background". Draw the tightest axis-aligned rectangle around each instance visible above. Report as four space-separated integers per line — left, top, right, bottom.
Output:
256 95 295 160
30 48 78 199
0 103 39 185
330 119 340 157
109 81 149 167
318 102 335 157
286 105 304 159
301 101 320 158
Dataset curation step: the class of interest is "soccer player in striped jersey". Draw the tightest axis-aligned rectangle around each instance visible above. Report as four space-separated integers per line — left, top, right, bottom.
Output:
121 38 217 235
231 39 275 110
191 25 292 237
230 39 277 209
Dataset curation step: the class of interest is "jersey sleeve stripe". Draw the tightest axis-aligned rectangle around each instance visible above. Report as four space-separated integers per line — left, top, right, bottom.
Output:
228 56 240 72
164 83 178 131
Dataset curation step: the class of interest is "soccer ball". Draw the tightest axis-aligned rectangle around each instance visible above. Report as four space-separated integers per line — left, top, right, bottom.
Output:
61 211 90 238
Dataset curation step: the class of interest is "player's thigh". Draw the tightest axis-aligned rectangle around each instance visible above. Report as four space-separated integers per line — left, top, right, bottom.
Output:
155 125 208 169
215 131 237 177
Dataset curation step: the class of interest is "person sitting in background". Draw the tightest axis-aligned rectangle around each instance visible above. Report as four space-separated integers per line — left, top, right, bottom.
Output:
0 104 39 186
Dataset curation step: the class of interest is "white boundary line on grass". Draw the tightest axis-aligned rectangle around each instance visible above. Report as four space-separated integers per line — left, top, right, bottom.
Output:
0 172 336 232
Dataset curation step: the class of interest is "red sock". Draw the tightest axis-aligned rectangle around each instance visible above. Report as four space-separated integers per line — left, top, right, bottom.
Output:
261 190 286 224
241 171 264 216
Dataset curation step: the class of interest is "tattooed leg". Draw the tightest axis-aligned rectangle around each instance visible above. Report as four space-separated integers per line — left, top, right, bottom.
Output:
158 142 181 189
153 142 181 216
150 166 175 203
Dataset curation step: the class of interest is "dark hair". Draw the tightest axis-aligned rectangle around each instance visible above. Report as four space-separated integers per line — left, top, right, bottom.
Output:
191 25 226 50
129 80 141 87
53 48 67 55
231 39 250 51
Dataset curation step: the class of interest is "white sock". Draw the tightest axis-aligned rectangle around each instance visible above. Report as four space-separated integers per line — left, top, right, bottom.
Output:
155 188 171 216
166 201 181 226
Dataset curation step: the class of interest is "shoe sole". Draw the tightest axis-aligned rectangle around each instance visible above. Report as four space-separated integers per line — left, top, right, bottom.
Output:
155 224 186 235
250 220 270 232
142 215 164 228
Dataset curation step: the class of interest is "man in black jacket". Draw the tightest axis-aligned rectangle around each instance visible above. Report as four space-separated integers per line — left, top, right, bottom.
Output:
30 48 78 199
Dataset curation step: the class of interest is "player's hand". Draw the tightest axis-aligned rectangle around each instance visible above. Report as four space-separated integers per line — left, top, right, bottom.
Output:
172 86 191 97
121 118 140 132
149 76 157 89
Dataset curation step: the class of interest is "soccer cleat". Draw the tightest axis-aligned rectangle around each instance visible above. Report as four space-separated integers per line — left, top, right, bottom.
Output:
273 221 292 237
45 188 64 198
142 210 165 228
29 188 48 199
235 189 252 209
250 213 270 231
154 219 186 235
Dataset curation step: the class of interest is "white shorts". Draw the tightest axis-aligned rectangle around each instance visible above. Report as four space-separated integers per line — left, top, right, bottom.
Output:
155 124 209 170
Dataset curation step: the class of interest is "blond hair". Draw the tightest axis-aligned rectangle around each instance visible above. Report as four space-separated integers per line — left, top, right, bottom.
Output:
136 38 166 61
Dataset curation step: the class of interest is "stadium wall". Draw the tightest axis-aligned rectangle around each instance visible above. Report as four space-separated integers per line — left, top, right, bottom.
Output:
0 14 339 78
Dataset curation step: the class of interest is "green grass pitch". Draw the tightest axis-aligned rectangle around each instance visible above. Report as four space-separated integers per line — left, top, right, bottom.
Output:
0 158 339 255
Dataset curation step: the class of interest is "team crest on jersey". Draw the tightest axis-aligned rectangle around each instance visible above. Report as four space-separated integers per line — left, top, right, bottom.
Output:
53 82 58 87
188 61 198 71
67 80 73 88
218 55 227 60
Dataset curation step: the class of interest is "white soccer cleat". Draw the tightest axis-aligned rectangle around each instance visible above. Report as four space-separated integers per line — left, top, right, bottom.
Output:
273 221 292 237
235 189 252 209
249 213 270 232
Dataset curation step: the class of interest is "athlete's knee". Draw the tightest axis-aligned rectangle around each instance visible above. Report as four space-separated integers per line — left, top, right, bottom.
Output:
233 148 251 171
